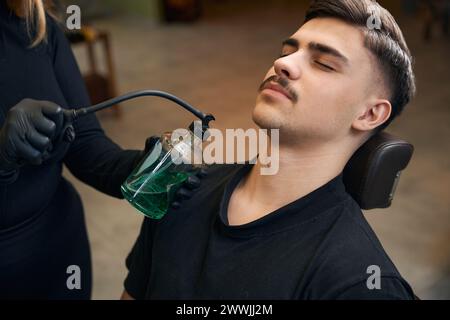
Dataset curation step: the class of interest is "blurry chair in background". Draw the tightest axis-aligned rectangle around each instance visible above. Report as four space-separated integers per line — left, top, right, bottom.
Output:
65 26 122 118
343 132 414 210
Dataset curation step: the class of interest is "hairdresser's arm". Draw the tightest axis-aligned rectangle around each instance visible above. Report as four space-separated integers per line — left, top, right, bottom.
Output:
49 18 142 198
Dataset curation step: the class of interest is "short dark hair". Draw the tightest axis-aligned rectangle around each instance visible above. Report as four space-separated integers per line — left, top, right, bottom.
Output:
304 0 416 131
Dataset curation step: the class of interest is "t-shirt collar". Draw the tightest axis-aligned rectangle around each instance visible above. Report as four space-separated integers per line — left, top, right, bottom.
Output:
217 163 350 238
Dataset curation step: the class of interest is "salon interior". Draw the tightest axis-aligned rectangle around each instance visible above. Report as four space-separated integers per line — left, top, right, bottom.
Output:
42 0 450 299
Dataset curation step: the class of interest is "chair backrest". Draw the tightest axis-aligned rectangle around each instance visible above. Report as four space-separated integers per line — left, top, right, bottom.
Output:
343 132 414 210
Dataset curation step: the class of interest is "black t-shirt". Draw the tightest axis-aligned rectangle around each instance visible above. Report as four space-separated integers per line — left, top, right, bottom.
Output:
124 164 415 300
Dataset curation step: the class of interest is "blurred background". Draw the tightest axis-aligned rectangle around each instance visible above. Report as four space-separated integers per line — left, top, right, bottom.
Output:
54 0 449 299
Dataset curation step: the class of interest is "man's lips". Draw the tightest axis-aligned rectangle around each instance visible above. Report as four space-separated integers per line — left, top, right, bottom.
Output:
261 82 293 101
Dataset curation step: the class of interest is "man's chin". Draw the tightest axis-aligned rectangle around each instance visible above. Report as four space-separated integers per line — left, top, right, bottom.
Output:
252 103 284 130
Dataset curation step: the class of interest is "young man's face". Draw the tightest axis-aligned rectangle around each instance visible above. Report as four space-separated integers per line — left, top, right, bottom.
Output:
253 17 386 146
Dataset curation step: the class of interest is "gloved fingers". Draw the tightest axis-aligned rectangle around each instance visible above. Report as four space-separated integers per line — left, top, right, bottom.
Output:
175 187 193 201
184 175 201 190
171 201 181 210
170 170 207 210
15 140 43 165
26 127 52 152
32 112 57 138
40 101 62 116
40 102 63 139
197 167 209 178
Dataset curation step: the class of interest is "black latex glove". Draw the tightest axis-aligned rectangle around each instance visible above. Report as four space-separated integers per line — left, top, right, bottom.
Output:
0 99 66 171
170 167 208 209
142 136 208 210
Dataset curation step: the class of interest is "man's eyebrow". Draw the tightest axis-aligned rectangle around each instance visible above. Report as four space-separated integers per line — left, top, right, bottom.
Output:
282 38 299 48
308 42 349 64
282 38 349 64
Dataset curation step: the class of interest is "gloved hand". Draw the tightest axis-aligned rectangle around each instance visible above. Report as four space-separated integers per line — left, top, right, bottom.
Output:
0 98 65 172
170 167 208 209
142 136 208 210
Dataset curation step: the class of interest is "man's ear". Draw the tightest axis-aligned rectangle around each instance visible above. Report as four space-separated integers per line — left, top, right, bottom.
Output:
352 99 392 132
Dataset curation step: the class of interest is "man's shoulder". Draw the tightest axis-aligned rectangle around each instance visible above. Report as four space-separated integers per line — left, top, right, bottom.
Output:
303 198 415 299
314 199 400 273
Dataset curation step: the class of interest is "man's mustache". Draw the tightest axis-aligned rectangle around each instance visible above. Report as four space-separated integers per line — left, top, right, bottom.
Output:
258 75 299 103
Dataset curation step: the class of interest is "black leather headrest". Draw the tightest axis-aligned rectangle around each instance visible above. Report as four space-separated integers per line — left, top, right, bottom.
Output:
343 132 414 210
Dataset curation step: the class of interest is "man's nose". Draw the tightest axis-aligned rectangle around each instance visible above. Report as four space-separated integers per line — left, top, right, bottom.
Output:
274 55 302 80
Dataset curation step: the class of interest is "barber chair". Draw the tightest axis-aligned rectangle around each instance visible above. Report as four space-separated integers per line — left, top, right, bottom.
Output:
343 132 414 210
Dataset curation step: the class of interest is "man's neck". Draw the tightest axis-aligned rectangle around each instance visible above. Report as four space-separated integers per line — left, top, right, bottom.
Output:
227 141 353 226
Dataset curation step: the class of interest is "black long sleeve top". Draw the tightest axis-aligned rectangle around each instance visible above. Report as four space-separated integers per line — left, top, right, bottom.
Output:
0 2 142 229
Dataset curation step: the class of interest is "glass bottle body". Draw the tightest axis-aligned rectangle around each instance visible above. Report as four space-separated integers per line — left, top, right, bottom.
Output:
121 131 202 219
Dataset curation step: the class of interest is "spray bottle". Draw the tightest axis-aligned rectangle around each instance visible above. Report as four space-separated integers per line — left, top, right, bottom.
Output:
50 90 215 219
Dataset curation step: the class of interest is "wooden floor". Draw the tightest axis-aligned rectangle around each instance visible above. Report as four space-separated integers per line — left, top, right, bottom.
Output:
65 1 450 299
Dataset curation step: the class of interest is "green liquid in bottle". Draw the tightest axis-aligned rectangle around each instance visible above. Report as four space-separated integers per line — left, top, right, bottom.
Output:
121 168 191 219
